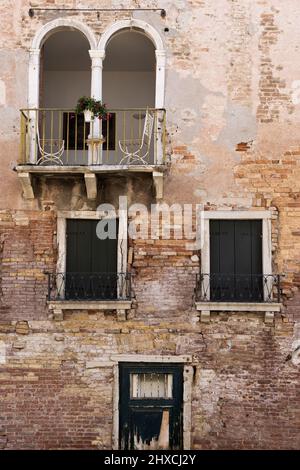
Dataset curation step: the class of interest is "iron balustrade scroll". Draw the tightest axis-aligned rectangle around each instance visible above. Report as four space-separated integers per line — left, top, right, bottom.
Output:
19 108 166 166
46 272 132 301
195 273 282 303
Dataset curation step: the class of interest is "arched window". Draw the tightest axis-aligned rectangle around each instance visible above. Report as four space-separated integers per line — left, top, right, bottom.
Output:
24 19 165 167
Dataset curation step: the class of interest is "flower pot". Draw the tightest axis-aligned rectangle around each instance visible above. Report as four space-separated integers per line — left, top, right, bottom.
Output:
84 109 94 122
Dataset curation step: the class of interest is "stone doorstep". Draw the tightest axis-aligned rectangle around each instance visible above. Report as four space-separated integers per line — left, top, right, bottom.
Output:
47 300 133 321
195 301 282 324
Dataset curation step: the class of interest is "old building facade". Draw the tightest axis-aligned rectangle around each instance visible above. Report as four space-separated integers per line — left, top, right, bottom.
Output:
0 0 300 449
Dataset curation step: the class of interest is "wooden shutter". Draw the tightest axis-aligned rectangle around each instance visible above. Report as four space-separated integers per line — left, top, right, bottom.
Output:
65 219 118 299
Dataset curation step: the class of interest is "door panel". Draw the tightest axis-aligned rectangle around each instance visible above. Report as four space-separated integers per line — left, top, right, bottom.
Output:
129 408 172 450
119 364 183 450
65 219 118 299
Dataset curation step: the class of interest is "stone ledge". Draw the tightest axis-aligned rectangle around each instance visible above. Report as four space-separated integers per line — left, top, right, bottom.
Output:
110 354 193 363
47 300 132 321
15 164 164 174
195 301 282 324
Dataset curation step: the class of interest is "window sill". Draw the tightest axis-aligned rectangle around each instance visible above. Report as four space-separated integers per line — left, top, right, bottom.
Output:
47 300 132 321
195 301 281 324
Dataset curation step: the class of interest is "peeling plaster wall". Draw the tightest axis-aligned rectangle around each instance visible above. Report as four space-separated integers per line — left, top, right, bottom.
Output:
0 0 300 450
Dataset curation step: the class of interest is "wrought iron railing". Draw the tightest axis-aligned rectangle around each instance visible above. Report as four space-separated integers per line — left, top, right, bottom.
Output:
46 272 132 301
195 273 282 303
19 108 166 166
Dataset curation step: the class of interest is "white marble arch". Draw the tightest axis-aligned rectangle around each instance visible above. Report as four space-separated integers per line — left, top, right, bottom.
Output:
28 18 97 109
96 18 166 108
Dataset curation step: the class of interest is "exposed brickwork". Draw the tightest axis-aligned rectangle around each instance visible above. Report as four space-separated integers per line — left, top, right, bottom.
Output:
0 210 56 320
257 11 294 123
0 316 299 449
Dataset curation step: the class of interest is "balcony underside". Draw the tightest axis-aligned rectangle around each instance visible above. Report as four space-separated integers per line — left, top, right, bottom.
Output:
15 164 164 200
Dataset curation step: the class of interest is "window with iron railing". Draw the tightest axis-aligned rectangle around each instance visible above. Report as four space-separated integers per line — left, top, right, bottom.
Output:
196 219 282 303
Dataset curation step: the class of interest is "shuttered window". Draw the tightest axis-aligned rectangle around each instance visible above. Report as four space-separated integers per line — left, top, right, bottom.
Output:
210 220 263 301
65 219 118 299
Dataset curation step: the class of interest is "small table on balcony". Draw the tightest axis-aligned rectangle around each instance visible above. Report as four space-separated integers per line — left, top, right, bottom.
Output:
86 136 106 165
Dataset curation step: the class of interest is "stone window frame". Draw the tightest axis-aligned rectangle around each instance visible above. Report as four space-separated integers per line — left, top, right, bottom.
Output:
110 355 193 450
48 209 129 320
196 210 281 323
56 210 127 280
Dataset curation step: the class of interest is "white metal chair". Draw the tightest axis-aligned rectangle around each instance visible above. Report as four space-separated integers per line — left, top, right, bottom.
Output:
119 110 154 165
36 124 64 165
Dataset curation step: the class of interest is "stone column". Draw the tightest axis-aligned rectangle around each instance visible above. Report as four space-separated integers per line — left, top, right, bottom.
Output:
155 50 166 109
155 50 166 164
88 50 105 165
28 48 40 164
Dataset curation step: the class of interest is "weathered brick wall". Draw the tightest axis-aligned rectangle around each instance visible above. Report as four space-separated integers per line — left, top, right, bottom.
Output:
0 0 300 450
0 315 299 449
0 209 56 320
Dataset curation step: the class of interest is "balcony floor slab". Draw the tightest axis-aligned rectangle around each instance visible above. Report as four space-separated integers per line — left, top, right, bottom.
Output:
15 165 165 200
16 164 164 174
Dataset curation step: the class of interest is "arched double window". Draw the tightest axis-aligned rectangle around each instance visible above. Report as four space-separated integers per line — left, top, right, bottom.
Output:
25 18 166 166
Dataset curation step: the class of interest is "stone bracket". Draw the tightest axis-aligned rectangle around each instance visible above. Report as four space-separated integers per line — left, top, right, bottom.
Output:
116 309 127 321
18 172 34 199
84 173 97 200
264 311 275 324
153 171 164 200
200 310 211 323
52 308 64 321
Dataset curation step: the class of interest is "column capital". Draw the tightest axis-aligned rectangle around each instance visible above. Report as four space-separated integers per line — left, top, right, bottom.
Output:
155 49 166 67
29 48 40 64
89 49 105 60
29 48 40 56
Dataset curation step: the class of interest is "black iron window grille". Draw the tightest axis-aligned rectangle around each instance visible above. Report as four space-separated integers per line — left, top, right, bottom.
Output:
195 273 282 303
46 272 131 301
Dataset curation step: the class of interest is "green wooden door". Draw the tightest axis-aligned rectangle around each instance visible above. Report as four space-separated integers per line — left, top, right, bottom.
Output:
119 363 183 450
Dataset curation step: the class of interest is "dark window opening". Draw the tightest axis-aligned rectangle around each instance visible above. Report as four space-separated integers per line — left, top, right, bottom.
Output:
63 112 116 151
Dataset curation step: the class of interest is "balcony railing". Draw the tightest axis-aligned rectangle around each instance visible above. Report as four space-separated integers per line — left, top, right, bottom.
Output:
46 272 132 301
195 273 282 303
19 108 166 167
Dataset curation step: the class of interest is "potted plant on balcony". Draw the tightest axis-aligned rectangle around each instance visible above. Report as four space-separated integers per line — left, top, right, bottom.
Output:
75 96 108 122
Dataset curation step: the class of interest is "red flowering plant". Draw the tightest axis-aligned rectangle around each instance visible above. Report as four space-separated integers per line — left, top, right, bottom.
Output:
75 96 108 119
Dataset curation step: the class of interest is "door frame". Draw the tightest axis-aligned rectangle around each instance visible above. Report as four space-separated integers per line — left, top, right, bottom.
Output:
111 355 193 450
56 209 127 299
